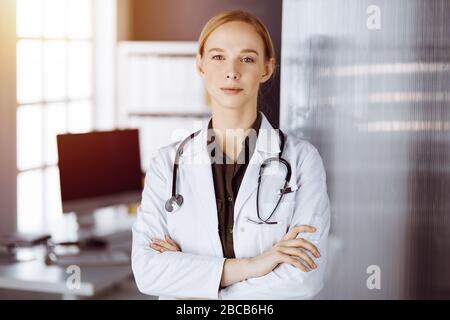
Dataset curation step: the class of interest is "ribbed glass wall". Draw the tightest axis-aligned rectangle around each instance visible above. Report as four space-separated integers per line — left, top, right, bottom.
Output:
281 0 450 299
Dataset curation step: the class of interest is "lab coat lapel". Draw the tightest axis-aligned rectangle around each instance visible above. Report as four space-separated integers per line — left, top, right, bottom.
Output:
234 113 281 223
180 121 223 257
233 151 262 222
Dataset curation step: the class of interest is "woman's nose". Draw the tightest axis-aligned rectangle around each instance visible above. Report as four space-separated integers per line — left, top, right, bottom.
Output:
226 64 241 80
226 72 240 80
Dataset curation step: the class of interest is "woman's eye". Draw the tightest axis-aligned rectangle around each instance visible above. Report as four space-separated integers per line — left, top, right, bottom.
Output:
212 55 224 60
242 57 255 63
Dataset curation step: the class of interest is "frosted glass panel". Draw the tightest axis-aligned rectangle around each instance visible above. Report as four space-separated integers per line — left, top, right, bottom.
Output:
281 0 450 299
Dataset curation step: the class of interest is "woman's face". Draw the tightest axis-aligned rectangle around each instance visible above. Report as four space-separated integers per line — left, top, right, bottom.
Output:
197 21 274 111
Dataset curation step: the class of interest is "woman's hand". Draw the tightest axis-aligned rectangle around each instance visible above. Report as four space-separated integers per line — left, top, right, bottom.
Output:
248 225 321 278
150 235 181 252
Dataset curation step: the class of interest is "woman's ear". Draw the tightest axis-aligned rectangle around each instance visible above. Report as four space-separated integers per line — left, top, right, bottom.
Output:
196 54 204 78
260 57 275 83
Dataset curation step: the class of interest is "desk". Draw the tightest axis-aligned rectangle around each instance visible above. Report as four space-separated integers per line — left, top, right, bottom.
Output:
0 207 136 300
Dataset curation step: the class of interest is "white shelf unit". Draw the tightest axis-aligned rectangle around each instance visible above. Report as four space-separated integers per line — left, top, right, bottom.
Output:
117 41 211 171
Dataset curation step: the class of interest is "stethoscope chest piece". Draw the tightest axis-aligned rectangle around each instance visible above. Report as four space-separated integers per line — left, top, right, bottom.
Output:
165 194 184 213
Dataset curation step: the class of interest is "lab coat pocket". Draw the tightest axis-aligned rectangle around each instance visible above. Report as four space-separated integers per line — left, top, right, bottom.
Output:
259 199 295 226
240 218 289 256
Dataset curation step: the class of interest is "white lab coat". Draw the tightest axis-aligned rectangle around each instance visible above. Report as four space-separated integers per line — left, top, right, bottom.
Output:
132 112 330 300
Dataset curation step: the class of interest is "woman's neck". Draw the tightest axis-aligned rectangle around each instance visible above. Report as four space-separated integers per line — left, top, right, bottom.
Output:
210 107 258 162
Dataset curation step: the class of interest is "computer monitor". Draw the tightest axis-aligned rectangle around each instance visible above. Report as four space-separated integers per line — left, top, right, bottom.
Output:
57 129 143 229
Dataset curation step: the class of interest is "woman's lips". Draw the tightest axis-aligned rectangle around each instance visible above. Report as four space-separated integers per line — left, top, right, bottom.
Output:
220 88 243 95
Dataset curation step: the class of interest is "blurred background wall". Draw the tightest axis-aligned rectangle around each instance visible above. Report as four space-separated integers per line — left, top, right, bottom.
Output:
280 0 450 299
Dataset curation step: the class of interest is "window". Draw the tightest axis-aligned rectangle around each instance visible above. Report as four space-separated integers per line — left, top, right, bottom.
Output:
16 0 94 233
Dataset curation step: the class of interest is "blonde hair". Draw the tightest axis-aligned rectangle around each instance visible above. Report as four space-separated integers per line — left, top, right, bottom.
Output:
198 10 276 68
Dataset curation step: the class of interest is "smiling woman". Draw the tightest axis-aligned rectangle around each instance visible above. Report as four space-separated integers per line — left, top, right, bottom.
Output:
131 10 330 300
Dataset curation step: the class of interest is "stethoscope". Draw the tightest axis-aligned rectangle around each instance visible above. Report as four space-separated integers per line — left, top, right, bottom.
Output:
165 128 292 225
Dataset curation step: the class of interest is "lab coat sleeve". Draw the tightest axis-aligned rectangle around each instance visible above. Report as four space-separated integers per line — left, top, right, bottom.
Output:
219 145 331 299
132 150 225 299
